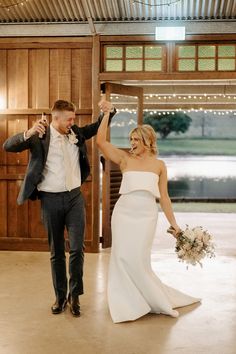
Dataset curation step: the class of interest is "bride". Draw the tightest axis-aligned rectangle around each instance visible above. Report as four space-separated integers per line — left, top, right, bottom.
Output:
97 103 200 323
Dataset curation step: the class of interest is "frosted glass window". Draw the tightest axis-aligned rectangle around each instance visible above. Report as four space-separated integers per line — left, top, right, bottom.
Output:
126 47 143 58
145 46 162 58
218 59 235 71
198 59 216 71
145 60 162 71
106 47 123 58
178 46 196 58
198 46 216 57
218 45 235 57
126 60 142 71
178 59 195 71
106 60 123 71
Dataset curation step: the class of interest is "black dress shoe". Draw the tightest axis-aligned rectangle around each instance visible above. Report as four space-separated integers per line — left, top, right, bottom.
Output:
68 295 80 317
51 298 67 315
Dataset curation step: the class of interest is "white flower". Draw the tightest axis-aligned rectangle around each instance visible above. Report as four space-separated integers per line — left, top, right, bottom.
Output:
193 226 203 240
202 232 210 244
184 229 195 242
67 130 78 144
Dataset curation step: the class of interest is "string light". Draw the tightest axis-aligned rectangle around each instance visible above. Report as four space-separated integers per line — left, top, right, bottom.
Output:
0 0 29 9
132 0 181 7
115 109 236 115
111 93 236 115
142 93 236 100
111 93 236 101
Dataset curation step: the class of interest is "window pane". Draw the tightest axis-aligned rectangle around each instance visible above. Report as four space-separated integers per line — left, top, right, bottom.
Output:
145 46 162 58
178 59 195 71
198 59 216 71
106 47 123 58
126 59 142 71
218 45 235 57
110 111 138 148
198 46 216 57
218 59 235 71
145 60 162 71
126 46 143 58
178 46 196 58
106 60 123 71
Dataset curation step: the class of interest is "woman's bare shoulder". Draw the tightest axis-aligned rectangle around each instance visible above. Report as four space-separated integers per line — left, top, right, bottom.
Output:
154 158 167 174
155 158 166 167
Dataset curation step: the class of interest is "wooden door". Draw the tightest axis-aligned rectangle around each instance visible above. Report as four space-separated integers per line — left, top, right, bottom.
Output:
0 39 99 252
100 82 143 248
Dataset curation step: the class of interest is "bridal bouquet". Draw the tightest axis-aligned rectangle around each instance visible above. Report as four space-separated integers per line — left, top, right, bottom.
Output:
167 225 215 267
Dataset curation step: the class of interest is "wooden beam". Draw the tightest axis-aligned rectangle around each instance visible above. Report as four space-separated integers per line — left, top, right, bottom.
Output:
0 22 236 37
100 72 236 81
91 34 101 252
0 37 92 49
0 109 92 115
103 82 144 97
81 0 96 35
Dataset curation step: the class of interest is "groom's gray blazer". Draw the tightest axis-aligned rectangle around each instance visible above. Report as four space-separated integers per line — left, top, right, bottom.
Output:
3 111 115 205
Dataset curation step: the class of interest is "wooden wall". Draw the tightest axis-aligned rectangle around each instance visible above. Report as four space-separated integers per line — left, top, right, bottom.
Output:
0 37 100 252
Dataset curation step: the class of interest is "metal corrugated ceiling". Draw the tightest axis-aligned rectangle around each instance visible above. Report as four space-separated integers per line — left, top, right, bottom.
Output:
0 0 235 23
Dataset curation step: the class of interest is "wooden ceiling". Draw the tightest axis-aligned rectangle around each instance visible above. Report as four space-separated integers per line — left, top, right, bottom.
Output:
0 0 235 23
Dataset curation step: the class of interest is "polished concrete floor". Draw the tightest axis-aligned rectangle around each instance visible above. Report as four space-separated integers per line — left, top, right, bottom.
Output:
0 212 236 354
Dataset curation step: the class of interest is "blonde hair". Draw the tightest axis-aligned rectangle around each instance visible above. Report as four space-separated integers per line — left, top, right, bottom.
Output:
129 124 158 155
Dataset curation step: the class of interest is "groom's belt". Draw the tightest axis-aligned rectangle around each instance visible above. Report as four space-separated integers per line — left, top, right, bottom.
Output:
38 186 81 197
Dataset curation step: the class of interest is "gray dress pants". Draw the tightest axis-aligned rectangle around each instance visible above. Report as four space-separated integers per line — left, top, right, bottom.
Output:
40 187 85 301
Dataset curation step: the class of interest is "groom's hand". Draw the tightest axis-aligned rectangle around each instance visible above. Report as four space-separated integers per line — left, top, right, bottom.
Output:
25 118 48 139
98 99 114 114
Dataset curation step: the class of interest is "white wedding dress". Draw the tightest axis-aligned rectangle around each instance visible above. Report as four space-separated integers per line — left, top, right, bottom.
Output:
108 171 200 323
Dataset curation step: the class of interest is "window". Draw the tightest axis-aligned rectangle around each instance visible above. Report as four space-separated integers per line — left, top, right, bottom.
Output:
218 45 236 71
177 44 236 72
104 45 165 72
177 46 196 71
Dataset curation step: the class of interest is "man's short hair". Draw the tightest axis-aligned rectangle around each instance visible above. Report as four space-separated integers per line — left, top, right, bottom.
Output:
51 100 76 113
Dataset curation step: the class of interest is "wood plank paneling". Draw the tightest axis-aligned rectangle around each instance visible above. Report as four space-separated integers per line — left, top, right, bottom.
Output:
49 49 72 106
29 49 50 109
7 50 28 108
28 200 46 239
72 49 92 109
0 50 7 110
7 181 28 238
6 116 28 166
71 49 81 109
0 181 7 238
0 38 97 252
79 49 92 109
0 115 7 166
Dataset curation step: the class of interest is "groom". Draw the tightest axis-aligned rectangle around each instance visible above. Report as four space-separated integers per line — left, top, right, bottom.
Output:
3 99 115 317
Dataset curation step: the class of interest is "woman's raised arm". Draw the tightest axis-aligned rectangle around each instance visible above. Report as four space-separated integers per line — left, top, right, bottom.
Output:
96 102 126 166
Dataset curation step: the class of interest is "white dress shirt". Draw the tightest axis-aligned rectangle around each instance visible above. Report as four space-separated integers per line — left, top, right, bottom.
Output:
37 124 81 192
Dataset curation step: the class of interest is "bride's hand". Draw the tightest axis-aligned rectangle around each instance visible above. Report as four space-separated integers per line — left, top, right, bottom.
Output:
167 226 182 238
98 99 114 114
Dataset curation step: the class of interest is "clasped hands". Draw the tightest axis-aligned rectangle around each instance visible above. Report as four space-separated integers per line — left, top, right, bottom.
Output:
98 99 114 114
